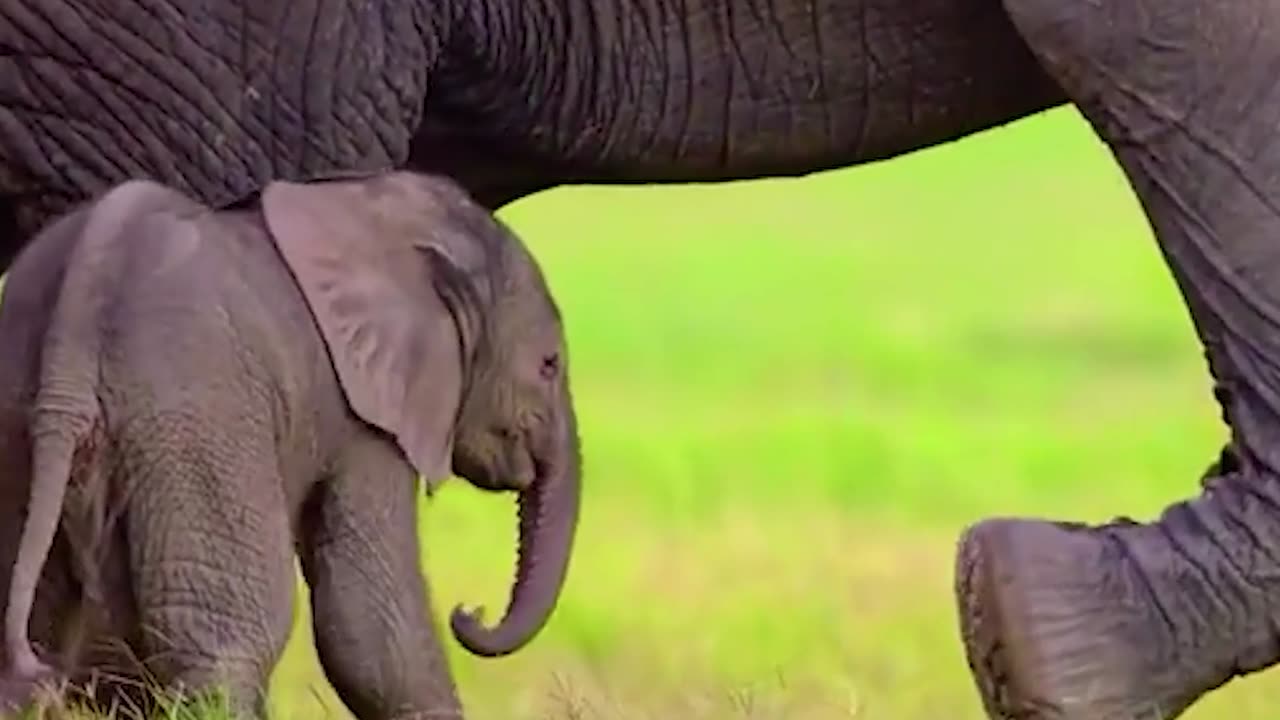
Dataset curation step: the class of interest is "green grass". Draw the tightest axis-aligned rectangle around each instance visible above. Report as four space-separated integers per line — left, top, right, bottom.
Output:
15 105 1280 718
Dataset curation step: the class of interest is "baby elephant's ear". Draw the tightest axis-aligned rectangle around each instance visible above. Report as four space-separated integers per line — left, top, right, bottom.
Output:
260 175 465 485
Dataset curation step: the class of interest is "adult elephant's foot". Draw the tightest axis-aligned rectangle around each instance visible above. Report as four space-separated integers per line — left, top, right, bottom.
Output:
956 473 1280 720
957 519 1204 719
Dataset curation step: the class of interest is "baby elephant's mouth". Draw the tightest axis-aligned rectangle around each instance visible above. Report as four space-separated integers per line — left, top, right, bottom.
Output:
499 441 538 491
456 430 538 493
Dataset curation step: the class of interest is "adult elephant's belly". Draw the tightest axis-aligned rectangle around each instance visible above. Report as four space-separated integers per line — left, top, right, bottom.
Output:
410 0 1068 207
0 0 428 243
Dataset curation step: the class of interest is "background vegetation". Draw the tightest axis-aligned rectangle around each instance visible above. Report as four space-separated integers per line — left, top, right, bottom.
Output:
17 106 1280 718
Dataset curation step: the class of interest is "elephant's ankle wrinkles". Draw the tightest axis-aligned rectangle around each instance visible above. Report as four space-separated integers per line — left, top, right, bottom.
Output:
1136 481 1280 679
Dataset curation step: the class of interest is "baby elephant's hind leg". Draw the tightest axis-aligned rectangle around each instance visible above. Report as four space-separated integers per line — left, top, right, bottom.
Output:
123 426 296 718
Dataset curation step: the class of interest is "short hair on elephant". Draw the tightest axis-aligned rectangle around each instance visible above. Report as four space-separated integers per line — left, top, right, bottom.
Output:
0 171 583 718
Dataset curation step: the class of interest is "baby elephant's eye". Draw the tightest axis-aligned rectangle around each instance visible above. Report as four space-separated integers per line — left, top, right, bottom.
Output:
540 352 560 380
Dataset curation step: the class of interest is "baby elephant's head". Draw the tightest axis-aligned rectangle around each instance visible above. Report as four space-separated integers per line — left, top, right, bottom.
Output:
439 202 583 663
450 237 574 495
261 170 581 663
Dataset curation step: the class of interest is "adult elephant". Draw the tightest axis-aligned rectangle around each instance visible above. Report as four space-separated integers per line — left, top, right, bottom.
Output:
4 2 1277 720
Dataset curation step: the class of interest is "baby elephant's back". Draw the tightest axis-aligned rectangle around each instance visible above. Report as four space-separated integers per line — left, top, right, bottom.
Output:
100 206 344 438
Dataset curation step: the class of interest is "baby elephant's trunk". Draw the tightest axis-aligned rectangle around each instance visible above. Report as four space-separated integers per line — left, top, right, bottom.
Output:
449 409 582 657
3 418 87 696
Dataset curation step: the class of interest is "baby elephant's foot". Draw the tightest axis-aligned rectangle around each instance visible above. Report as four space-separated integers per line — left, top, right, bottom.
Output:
0 654 59 714
954 510 1276 720
0 676 37 714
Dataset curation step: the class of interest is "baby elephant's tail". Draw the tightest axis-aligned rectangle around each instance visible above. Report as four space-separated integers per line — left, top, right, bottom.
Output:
3 415 91 696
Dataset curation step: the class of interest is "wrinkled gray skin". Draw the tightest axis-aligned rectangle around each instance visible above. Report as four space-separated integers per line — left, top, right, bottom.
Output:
0 0 1066 267
955 0 1280 719
0 172 581 719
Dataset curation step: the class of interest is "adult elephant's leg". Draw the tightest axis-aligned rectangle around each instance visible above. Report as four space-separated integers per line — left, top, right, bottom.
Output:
957 1 1280 719
298 435 463 720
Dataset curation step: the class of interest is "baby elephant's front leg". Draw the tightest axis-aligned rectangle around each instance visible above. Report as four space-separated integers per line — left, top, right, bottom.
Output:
299 436 464 720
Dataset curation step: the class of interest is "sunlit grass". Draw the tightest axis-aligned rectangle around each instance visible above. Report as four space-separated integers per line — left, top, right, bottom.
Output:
8 105 1277 718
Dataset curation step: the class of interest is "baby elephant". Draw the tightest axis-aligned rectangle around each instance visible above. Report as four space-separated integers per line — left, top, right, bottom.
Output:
0 171 581 718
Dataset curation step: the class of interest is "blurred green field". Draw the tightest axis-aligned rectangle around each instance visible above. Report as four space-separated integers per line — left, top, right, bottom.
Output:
15 105 1280 718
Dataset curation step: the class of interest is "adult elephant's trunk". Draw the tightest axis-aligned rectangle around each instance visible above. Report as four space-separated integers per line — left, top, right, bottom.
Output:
450 404 581 657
